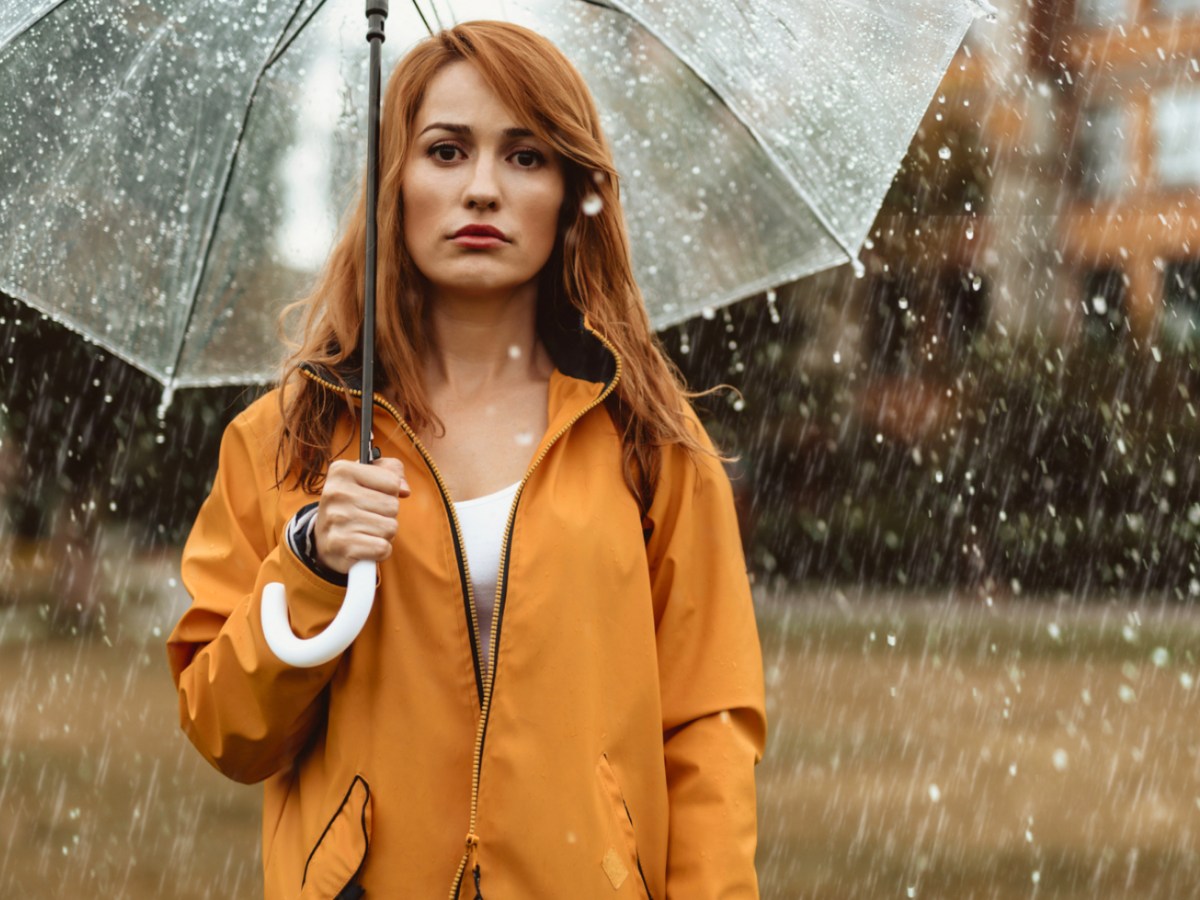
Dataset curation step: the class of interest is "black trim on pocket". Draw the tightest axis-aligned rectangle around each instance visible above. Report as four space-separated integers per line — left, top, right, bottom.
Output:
620 796 654 900
301 774 372 893
633 854 653 900
599 754 655 900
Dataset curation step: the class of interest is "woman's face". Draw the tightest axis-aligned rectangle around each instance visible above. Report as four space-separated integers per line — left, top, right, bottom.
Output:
402 61 565 302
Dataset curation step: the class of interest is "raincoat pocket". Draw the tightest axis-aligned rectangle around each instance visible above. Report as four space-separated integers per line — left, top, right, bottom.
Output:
300 775 372 900
595 753 653 899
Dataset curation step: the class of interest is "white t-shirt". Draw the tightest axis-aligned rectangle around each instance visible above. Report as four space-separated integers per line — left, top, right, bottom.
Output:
453 481 520 671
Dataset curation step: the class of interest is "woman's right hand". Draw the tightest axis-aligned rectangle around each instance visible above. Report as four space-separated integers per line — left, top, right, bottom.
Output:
314 458 410 574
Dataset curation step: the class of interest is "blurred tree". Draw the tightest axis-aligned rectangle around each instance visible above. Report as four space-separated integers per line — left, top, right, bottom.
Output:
0 292 254 630
663 286 1200 598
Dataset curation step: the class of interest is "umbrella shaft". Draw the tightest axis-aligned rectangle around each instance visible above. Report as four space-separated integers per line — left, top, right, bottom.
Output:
362 3 387 465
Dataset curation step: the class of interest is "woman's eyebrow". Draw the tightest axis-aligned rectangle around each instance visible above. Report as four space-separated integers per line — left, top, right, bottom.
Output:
417 122 536 139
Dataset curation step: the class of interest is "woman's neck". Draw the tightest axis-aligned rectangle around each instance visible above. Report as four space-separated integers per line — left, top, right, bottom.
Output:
423 285 552 397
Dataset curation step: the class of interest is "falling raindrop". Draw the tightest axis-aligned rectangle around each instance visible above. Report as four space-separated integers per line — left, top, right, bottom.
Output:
766 289 780 323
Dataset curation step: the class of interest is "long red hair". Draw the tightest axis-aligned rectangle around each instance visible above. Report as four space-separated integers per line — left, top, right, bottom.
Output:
277 21 710 507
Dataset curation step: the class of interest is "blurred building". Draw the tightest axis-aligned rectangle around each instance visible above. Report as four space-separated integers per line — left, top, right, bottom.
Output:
1046 0 1200 349
848 0 1200 372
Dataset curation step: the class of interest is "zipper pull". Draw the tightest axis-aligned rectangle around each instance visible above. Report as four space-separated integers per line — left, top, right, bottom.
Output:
463 833 482 898
464 833 479 869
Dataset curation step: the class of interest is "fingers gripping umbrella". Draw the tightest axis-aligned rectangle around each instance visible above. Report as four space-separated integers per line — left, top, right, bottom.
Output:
0 0 995 665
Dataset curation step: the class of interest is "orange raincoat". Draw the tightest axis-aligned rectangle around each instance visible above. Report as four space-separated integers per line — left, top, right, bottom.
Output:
167 322 767 899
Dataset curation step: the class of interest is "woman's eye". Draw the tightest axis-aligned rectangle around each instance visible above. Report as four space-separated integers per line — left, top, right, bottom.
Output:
512 149 543 168
430 144 461 162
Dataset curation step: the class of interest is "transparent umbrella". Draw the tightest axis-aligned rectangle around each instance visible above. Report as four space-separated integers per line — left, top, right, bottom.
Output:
0 0 991 401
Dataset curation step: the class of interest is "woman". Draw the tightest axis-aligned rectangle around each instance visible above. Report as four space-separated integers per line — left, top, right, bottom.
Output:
168 21 766 900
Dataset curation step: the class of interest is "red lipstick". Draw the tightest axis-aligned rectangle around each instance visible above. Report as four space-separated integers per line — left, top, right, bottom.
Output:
452 224 508 247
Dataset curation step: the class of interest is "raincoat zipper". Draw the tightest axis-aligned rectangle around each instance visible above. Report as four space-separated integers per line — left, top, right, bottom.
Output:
448 336 622 900
299 336 624 899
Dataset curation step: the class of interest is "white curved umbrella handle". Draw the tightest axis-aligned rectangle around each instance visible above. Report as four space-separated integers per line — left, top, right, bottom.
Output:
261 560 377 667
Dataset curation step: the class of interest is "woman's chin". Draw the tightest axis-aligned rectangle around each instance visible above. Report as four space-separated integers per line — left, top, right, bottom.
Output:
424 264 542 301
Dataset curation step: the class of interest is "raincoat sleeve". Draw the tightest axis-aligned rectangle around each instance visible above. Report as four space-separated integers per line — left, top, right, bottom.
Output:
646 413 768 899
166 399 349 784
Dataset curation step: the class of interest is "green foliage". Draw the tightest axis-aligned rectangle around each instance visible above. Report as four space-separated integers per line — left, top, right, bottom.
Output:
0 293 256 548
664 296 1200 597
880 110 991 216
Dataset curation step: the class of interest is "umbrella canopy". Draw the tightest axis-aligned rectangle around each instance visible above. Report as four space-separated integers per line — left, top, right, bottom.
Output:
0 0 988 391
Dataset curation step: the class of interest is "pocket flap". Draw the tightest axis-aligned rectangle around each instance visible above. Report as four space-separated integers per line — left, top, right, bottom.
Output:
596 754 638 883
301 776 372 900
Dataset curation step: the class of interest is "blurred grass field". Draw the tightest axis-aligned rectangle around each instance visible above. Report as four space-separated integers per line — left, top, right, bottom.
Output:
1 582 1197 898
755 588 1200 898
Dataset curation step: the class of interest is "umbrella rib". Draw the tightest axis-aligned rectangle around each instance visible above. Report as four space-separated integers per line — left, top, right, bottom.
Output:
265 0 336 71
411 1 435 36
583 0 863 273
425 0 446 31
167 0 319 389
0 0 70 52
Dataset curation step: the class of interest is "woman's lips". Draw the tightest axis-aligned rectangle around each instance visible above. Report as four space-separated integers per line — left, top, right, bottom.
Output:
452 224 508 248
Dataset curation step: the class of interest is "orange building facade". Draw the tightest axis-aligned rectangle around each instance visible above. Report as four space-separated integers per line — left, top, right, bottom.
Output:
853 0 1200 361
1051 0 1200 346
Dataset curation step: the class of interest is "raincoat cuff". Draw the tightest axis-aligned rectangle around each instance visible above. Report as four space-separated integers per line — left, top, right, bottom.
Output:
279 529 355 613
285 502 349 587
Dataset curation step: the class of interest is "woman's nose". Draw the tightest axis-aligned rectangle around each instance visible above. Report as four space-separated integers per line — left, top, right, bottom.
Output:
464 158 500 211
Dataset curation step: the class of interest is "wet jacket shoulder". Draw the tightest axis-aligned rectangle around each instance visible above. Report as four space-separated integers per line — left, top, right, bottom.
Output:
167 389 349 784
